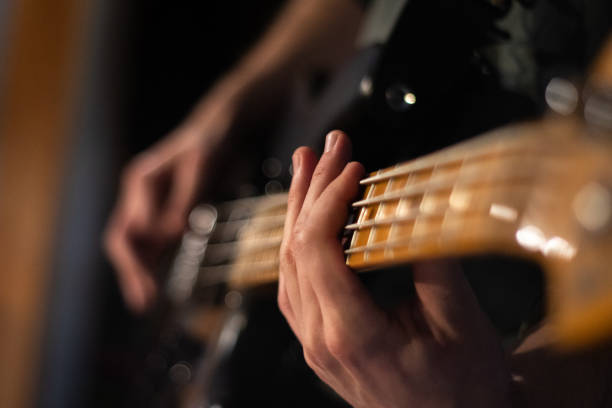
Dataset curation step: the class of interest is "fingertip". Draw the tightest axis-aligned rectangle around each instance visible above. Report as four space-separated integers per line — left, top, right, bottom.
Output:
337 162 365 195
123 273 158 314
345 161 365 179
324 130 352 157
325 129 347 142
123 279 148 314
292 146 317 176
293 146 315 163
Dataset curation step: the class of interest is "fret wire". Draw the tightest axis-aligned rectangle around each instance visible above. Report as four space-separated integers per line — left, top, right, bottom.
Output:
210 217 285 247
388 173 414 255
214 214 286 234
344 213 508 255
347 200 443 230
372 173 395 261
197 129 559 286
411 198 428 251
199 260 280 287
365 176 385 262
407 164 432 253
347 182 531 230
234 222 285 241
352 171 380 262
216 195 288 224
216 194 286 284
353 171 534 208
205 236 283 263
439 155 468 241
383 172 400 260
346 229 443 255
218 193 288 212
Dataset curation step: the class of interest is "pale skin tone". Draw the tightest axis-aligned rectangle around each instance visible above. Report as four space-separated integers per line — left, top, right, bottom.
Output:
104 0 364 312
104 1 612 404
279 130 612 407
278 130 512 407
103 0 517 402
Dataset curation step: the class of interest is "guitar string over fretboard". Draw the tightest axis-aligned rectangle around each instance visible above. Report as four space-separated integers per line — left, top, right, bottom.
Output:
179 122 567 291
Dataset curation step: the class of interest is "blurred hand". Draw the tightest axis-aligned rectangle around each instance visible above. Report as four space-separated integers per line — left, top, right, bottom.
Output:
104 79 244 313
278 131 511 407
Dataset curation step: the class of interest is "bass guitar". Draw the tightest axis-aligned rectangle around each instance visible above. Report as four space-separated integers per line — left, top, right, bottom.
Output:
170 100 612 406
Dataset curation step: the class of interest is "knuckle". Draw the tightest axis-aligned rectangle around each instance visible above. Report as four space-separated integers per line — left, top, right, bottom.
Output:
292 226 306 248
286 190 300 207
303 348 327 371
302 349 318 370
279 250 293 270
277 290 291 316
325 330 358 363
303 338 333 371
312 161 329 180
279 242 293 267
322 182 345 202
291 227 314 255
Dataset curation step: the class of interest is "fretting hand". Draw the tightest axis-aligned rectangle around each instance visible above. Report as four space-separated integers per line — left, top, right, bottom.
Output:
278 130 512 408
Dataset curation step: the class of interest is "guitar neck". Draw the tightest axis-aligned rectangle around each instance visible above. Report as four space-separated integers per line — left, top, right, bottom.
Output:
169 40 612 349
168 114 612 349
186 121 567 290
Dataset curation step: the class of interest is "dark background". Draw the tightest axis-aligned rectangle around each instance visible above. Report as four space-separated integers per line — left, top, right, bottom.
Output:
25 1 611 407
35 2 286 407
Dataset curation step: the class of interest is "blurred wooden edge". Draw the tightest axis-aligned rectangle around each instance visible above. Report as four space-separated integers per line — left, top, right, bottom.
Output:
588 33 612 88
0 0 90 407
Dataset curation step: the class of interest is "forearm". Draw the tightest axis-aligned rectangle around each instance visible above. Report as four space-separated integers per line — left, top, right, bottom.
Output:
234 0 364 83
187 0 364 127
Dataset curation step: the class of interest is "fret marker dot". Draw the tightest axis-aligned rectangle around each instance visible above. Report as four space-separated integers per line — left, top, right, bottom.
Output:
489 203 518 222
516 225 545 251
449 190 470 211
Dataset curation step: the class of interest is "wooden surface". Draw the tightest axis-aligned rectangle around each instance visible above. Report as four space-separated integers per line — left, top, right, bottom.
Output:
0 1 89 406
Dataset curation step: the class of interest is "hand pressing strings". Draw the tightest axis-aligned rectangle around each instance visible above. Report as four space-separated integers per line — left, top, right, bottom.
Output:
278 130 512 408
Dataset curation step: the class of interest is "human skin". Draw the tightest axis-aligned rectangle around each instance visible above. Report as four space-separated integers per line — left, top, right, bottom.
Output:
278 130 512 408
104 0 363 312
